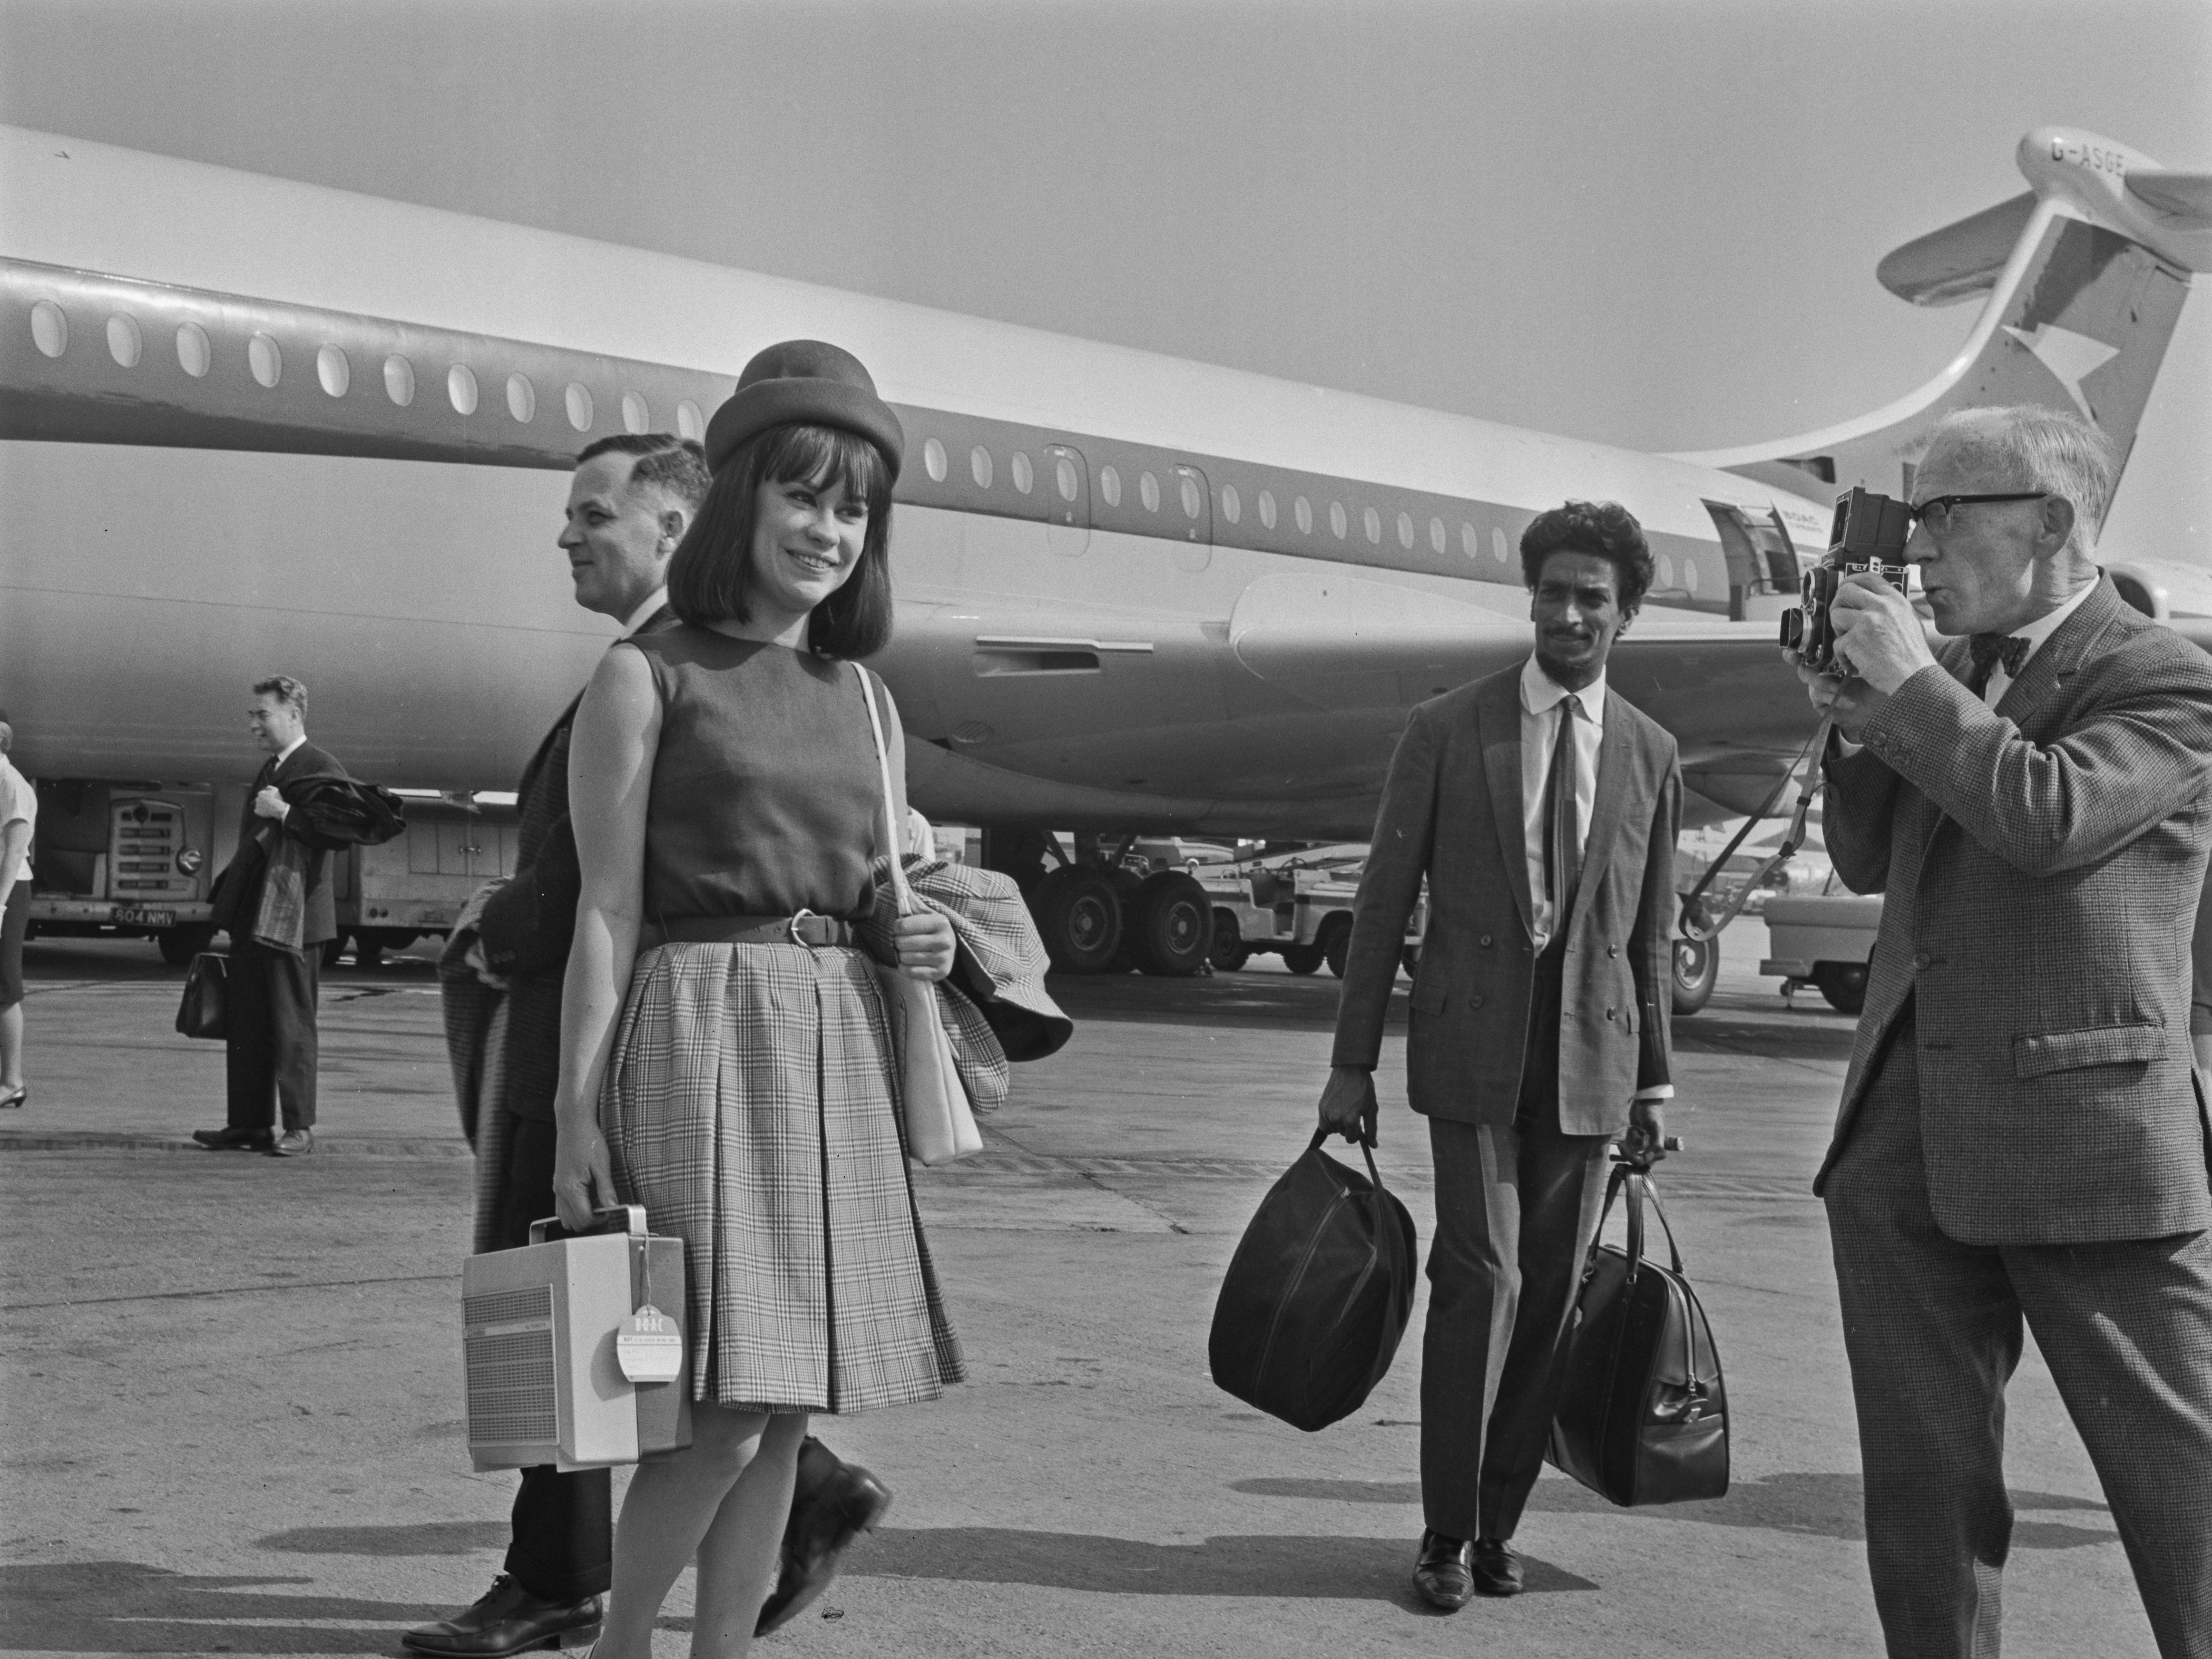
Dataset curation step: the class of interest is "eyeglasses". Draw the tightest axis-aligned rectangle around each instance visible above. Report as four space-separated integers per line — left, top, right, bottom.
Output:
1906 492 2046 532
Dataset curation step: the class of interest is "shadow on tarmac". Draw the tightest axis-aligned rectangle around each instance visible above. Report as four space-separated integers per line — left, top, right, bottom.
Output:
839 1525 1597 1598
1228 1472 2118 1547
0 1559 439 1654
260 1521 507 1557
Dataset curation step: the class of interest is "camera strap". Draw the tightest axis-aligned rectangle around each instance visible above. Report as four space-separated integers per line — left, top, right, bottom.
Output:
1677 717 1832 945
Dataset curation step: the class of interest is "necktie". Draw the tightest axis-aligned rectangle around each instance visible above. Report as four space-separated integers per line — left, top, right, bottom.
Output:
1543 695 1582 927
1967 633 2029 695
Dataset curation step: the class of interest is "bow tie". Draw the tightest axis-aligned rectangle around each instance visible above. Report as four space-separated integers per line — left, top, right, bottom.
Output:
1967 633 2030 683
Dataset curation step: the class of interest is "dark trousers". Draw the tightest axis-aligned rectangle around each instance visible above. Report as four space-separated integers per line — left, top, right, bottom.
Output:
1420 941 1612 1542
224 939 320 1132
1824 1005 2212 1659
492 1114 612 1602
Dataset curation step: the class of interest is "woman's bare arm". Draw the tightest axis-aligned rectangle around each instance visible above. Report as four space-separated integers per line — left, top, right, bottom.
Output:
551 642 660 1229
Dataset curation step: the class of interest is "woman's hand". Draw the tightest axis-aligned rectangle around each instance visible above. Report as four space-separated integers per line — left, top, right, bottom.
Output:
893 910 957 982
552 1119 617 1232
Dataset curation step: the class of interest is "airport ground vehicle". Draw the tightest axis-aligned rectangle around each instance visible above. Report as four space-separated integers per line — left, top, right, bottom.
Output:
1761 880 1881 1014
1196 847 1419 977
24 780 515 966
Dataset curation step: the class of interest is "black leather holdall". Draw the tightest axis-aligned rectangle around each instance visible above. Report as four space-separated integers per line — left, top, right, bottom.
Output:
174 952 229 1041
1547 1160 1729 1505
1208 1129 1418 1432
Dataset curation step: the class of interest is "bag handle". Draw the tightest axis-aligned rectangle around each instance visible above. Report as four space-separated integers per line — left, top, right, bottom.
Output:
852 662 913 919
528 1203 649 1246
1578 1160 1687 1286
1308 1125 1390 1197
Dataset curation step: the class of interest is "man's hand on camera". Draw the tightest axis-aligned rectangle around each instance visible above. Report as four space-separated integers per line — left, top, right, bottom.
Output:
1828 573 1935 696
1318 1064 1379 1146
1787 655 1876 742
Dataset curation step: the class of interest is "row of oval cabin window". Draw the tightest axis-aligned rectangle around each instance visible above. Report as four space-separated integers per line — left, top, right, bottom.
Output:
915 431 1549 567
26 299 705 439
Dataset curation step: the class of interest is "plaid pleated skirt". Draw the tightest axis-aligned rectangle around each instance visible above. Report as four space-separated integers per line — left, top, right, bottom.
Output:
600 939 964 1414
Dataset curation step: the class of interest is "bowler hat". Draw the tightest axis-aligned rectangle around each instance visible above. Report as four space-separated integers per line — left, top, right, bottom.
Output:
704 340 904 481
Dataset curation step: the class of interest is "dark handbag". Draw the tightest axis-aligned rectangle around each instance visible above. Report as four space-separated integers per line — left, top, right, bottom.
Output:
1547 1161 1729 1505
175 952 229 1040
1208 1129 1419 1432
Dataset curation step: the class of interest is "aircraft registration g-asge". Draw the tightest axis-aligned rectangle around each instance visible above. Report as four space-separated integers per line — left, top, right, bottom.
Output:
2 122 2207 981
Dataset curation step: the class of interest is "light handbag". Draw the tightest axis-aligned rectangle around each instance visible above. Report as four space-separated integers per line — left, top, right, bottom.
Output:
853 662 983 1166
174 951 229 1040
1547 1161 1730 1506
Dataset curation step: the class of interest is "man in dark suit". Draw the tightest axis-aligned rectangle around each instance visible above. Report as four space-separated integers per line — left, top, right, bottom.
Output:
409 434 888 1657
1322 500 1681 1609
193 675 349 1157
1797 404 2212 1658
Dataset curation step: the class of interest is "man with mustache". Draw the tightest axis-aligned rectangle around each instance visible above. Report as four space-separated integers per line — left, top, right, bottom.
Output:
1321 499 1681 1608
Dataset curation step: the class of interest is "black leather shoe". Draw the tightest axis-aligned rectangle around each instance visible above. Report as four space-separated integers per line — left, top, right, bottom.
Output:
401 1575 601 1657
192 1126 274 1152
1412 1529 1475 1610
754 1437 893 1636
1469 1536 1524 1596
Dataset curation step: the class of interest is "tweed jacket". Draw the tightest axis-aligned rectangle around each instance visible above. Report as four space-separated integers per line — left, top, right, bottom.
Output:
1333 664 1680 1134
1812 578 2212 1245
477 606 677 1122
210 740 350 948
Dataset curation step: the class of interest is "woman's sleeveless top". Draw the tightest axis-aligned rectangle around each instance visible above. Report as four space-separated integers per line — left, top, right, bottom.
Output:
629 626 882 921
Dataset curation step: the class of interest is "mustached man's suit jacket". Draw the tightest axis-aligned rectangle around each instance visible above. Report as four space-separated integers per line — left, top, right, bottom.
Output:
1813 576 2212 1244
1333 665 1680 1127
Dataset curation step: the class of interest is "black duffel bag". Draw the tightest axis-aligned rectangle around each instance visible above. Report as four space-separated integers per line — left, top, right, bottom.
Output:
1547 1160 1729 1506
1208 1128 1418 1432
175 951 229 1041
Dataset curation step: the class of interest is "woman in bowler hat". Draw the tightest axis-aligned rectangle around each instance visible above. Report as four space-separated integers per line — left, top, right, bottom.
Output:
550 341 959 1656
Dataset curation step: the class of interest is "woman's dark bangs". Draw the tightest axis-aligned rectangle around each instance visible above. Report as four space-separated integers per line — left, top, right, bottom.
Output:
760 424 890 510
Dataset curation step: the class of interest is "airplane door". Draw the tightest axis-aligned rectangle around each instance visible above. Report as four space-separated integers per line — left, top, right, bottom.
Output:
1703 501 1800 621
1044 444 1090 557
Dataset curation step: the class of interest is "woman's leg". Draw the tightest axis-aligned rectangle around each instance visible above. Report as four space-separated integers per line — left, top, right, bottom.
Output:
687 1411 810 1659
594 1404 773 1659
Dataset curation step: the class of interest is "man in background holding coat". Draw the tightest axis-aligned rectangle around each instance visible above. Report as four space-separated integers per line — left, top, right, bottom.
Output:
412 433 890 1657
1797 405 2212 1658
193 676 352 1158
1321 499 1680 1610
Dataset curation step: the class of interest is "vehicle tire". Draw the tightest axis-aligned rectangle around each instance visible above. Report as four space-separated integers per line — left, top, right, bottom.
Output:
1209 911 1249 972
157 924 214 966
1127 872 1211 976
1281 941 1325 976
1320 914 1353 978
355 934 386 970
1812 960 1868 1015
1030 867 1123 974
1671 935 1718 1015
321 934 348 970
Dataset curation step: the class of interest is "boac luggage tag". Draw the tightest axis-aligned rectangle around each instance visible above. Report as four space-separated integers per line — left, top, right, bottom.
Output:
617 1306 683 1383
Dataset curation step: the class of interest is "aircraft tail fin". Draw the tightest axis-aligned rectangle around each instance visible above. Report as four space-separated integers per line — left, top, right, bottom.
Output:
1675 128 2208 502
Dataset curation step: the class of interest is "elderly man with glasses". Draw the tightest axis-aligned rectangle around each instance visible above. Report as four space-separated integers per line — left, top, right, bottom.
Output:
1791 404 2212 1659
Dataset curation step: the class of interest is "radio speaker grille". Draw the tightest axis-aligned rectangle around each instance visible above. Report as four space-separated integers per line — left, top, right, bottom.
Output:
465 1285 557 1444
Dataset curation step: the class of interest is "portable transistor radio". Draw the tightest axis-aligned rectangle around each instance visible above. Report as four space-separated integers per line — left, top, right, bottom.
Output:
461 1204 692 1472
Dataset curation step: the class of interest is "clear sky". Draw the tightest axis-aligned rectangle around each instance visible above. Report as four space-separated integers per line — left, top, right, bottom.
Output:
2 0 2205 556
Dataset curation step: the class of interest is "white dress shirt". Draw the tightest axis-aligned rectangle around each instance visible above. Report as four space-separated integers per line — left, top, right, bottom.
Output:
1519 654 1605 955
620 586 670 638
1981 580 2096 707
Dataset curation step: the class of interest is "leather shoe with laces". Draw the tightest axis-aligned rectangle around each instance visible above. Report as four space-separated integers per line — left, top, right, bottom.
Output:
1469 1536 1524 1596
401 1574 601 1657
271 1127 314 1157
192 1126 274 1152
754 1437 894 1635
1411 1529 1475 1610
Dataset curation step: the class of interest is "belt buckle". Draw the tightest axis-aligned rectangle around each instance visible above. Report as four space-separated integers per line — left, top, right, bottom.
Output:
788 908 820 948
